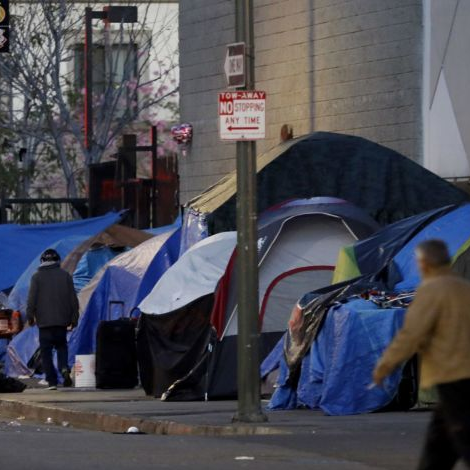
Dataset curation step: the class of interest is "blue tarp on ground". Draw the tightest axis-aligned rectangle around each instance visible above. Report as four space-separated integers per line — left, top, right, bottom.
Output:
0 212 123 294
67 226 181 364
262 299 406 415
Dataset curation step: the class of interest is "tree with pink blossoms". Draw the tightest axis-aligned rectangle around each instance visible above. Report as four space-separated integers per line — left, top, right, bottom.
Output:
0 0 178 198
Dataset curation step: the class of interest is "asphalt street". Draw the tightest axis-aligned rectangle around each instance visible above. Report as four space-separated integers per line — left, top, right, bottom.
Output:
1 412 467 470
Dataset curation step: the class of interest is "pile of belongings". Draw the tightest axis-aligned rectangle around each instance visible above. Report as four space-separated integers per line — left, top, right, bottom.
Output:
262 203 470 415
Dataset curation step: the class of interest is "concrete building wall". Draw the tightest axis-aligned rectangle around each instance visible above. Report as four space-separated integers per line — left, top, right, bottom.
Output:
423 0 470 178
179 0 423 203
179 0 236 202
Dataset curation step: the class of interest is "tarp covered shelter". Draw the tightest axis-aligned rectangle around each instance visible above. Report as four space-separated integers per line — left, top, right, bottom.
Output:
139 232 237 316
62 223 155 279
332 205 458 285
264 203 470 415
67 225 181 363
137 199 378 400
0 212 123 294
263 298 409 415
181 132 469 250
392 204 470 289
5 219 181 377
8 221 149 315
72 246 121 292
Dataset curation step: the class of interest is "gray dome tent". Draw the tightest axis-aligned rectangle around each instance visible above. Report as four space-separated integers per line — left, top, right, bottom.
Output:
137 198 379 400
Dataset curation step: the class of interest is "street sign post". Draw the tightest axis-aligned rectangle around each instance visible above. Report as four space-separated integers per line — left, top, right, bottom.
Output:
230 0 267 425
218 91 266 141
224 42 245 88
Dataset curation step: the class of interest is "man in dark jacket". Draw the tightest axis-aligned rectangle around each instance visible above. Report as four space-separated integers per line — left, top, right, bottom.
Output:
27 249 79 390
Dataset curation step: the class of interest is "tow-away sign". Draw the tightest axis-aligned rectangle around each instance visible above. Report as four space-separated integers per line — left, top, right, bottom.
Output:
219 91 266 141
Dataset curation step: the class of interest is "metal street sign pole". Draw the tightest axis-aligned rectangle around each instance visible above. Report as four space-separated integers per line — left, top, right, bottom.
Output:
233 0 266 423
84 7 95 152
151 125 158 227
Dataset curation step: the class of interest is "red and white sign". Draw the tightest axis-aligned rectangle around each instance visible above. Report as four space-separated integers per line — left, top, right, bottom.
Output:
218 91 266 141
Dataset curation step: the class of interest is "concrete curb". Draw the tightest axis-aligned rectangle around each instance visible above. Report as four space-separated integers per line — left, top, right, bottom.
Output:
0 398 285 436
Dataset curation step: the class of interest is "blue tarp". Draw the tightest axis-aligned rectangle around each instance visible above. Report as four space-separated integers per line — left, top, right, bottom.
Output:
351 206 457 283
72 216 182 293
5 221 181 377
0 212 123 294
6 325 41 377
6 226 181 377
262 299 406 415
147 215 182 237
8 235 89 316
67 227 181 364
180 209 208 255
393 204 470 290
4 216 183 377
263 203 470 415
73 247 120 292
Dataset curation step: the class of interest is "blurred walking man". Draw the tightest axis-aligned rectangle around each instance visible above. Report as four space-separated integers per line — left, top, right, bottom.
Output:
27 249 79 390
373 239 470 469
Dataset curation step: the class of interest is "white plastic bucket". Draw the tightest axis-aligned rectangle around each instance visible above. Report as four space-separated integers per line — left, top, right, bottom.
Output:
74 354 96 388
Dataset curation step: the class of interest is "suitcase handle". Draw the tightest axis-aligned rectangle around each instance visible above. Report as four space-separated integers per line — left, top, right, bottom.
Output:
108 300 126 321
129 307 140 321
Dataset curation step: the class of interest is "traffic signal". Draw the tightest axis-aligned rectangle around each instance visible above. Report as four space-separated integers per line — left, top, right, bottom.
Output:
0 0 9 53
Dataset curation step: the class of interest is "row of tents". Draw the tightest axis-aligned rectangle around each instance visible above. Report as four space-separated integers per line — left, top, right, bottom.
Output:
2 132 470 415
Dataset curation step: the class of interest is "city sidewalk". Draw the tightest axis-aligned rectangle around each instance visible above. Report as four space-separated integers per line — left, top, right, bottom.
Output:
0 387 299 436
0 387 432 437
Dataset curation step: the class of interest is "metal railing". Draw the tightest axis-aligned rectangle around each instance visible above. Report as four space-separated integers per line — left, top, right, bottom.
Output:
0 198 88 224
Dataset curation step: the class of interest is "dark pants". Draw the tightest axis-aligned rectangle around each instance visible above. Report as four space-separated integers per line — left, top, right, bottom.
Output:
418 378 470 470
39 326 69 386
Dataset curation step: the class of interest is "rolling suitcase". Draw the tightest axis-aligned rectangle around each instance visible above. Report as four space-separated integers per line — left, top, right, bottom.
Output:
95 301 138 389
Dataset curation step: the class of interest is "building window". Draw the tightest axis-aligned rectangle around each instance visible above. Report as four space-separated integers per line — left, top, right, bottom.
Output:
73 43 138 96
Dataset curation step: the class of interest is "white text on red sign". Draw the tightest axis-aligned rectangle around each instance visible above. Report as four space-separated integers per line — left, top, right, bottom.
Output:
218 91 266 141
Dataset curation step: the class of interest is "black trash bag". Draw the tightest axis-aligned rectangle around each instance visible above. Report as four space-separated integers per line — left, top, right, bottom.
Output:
0 373 27 393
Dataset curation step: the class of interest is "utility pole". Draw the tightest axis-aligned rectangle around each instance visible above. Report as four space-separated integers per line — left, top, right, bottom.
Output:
233 0 266 423
83 6 138 216
151 125 158 227
84 6 138 153
84 7 95 153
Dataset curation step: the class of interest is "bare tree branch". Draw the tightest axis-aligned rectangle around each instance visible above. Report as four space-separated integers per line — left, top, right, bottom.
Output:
0 0 178 197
